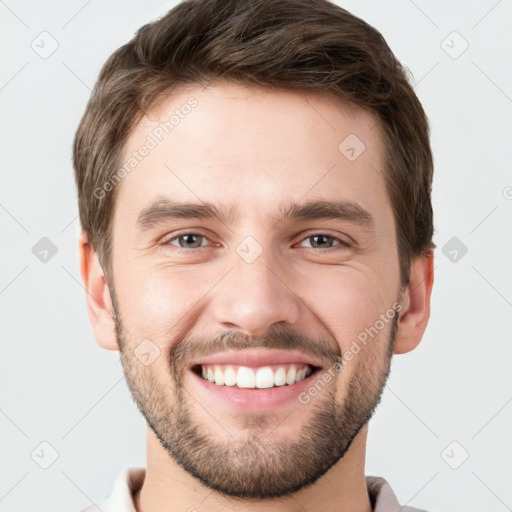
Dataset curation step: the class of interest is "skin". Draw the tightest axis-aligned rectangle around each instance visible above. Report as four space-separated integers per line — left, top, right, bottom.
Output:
79 80 434 512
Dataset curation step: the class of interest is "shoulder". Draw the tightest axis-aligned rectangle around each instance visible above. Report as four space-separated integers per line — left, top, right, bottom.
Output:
366 475 430 512
74 467 145 512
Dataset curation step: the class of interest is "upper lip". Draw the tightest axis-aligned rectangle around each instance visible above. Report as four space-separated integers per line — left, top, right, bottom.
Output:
188 349 324 369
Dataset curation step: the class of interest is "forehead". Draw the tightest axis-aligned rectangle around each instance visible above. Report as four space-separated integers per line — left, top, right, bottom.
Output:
113 81 392 232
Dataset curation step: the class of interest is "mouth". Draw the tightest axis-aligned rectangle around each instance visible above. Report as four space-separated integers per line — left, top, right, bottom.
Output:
186 349 324 410
191 362 320 389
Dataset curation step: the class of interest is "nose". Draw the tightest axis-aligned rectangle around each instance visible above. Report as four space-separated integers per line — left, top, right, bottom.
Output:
212 248 301 337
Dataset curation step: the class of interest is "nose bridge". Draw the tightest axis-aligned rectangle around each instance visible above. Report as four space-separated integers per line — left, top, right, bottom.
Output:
212 240 301 336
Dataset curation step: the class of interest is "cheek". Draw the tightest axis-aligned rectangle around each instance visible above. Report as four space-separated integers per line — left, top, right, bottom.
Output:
113 265 217 344
298 266 389 355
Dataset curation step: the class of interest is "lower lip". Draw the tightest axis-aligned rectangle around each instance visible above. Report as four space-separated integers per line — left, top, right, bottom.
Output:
189 369 320 410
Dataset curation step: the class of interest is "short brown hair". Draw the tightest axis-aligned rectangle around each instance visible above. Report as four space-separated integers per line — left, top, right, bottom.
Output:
73 0 435 287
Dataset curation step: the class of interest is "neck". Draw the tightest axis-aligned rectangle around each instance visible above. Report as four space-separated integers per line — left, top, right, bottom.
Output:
134 425 372 512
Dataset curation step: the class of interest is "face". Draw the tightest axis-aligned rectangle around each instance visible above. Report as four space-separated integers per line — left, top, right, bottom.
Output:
108 81 405 498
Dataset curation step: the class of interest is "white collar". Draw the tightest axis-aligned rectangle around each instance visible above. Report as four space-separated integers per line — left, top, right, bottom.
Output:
79 467 428 512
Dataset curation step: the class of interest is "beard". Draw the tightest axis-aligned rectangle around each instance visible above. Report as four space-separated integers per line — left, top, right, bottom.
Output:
111 289 399 499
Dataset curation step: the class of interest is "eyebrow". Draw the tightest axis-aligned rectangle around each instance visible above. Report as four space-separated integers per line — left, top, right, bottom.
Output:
136 197 376 233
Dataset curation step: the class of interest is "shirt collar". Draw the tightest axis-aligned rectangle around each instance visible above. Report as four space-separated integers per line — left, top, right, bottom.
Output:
87 467 423 512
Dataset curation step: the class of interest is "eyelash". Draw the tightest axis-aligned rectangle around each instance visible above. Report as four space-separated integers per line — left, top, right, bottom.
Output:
161 231 352 252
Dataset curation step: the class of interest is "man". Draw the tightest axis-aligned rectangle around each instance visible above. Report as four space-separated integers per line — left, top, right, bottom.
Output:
74 0 435 510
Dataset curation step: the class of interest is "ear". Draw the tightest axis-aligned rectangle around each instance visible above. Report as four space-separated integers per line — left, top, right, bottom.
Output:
393 249 434 355
78 232 119 351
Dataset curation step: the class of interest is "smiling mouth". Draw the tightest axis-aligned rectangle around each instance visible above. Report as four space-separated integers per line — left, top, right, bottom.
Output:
191 363 321 389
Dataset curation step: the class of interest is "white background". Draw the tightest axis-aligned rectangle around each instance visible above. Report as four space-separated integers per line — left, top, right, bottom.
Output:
1 1 511 510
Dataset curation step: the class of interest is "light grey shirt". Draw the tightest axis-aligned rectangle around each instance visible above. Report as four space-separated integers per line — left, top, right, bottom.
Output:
78 467 429 512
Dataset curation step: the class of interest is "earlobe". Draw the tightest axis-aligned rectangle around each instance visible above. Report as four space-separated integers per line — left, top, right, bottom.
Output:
393 250 434 355
78 233 119 351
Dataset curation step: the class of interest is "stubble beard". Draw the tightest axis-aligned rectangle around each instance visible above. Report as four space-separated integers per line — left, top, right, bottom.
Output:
112 291 398 499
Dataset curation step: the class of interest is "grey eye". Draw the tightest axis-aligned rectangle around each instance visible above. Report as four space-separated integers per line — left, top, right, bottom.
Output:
170 234 207 249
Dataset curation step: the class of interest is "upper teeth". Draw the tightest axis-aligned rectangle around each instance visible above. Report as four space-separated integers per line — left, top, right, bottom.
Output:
200 364 312 389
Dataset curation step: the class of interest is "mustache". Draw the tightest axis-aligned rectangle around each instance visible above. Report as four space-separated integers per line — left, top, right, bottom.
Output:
170 325 341 374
